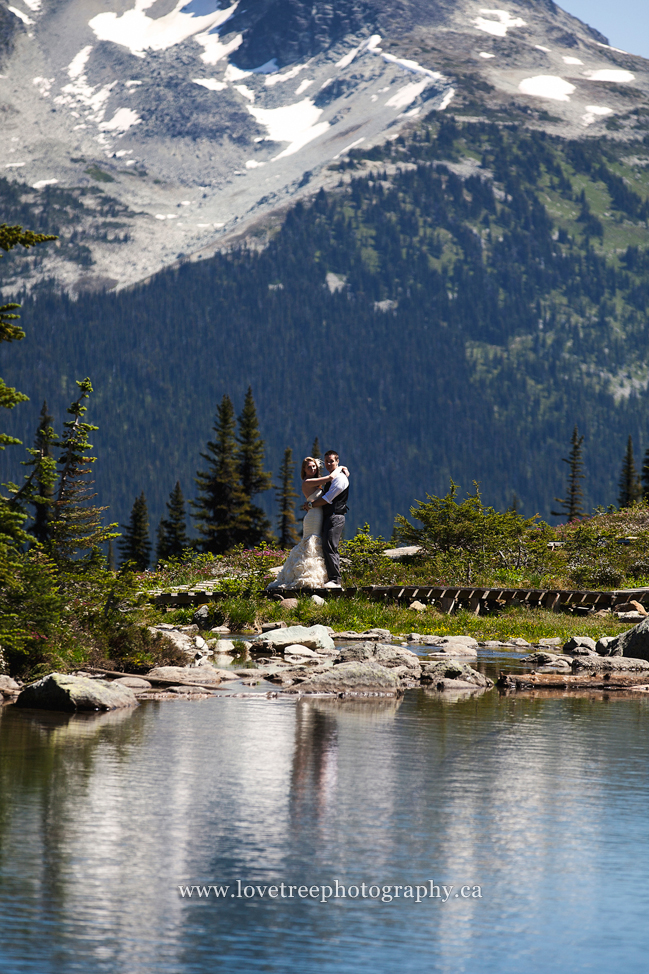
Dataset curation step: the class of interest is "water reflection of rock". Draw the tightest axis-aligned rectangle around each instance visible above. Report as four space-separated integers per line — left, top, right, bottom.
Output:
424 685 489 705
9 705 140 744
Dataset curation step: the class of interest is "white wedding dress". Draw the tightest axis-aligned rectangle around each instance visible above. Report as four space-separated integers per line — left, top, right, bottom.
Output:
268 499 329 590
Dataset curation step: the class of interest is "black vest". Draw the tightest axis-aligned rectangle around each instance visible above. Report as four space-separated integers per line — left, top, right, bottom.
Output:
323 482 349 518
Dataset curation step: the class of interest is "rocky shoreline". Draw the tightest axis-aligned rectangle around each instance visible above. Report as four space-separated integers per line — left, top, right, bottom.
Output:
4 615 649 712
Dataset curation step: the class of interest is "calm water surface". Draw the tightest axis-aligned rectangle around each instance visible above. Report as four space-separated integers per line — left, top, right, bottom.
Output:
1 684 649 973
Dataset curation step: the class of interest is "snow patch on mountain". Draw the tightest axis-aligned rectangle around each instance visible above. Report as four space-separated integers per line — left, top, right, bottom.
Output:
473 9 526 38
248 98 329 159
519 76 576 102
89 0 238 58
192 77 227 91
100 108 142 132
584 69 635 83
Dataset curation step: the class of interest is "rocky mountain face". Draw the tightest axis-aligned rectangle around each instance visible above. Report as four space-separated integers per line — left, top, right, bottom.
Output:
1 0 648 294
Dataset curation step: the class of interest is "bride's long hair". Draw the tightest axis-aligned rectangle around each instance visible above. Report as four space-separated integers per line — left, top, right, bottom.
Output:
300 456 325 480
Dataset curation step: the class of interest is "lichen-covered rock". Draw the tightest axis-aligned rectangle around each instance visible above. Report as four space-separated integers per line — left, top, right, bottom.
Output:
288 661 403 694
522 652 571 668
562 636 597 655
601 617 649 660
425 636 478 659
112 676 152 690
147 665 231 684
148 627 197 658
0 675 20 693
251 624 336 655
420 661 492 687
16 673 138 712
336 642 421 677
333 629 391 641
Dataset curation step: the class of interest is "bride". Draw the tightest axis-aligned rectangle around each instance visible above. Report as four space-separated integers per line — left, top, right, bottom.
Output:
268 456 348 590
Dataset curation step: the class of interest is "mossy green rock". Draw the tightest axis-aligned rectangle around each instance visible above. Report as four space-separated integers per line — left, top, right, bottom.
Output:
16 673 138 712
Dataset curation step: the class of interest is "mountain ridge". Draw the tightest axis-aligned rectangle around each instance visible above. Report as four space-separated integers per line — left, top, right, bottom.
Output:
1 0 647 294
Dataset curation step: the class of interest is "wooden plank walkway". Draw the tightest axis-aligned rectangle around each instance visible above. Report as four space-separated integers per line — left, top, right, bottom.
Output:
152 584 649 614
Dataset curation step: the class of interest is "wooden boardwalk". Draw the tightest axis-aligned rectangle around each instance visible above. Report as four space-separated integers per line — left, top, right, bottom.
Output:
152 584 649 614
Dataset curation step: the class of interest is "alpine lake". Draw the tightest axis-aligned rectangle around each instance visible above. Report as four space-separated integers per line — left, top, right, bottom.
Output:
1 644 649 974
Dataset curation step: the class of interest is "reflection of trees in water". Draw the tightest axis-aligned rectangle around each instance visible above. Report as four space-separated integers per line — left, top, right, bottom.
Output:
0 703 147 917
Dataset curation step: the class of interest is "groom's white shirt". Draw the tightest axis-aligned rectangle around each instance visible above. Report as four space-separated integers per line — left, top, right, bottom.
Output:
322 466 348 504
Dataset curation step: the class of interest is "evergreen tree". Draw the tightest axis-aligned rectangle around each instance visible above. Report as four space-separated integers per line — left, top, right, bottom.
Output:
49 379 118 560
276 447 299 548
551 426 585 521
29 401 56 544
311 437 321 459
618 435 642 508
156 481 189 561
192 395 251 553
642 447 649 502
0 224 56 547
236 387 273 546
107 538 116 571
119 491 151 569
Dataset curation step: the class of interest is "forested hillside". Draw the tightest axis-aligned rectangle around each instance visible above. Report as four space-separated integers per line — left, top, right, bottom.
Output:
3 115 649 539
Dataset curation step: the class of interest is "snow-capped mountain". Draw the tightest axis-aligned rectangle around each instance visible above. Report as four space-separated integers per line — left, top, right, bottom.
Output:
1 0 647 292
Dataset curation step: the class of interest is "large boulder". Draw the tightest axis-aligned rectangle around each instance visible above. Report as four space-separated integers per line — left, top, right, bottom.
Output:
420 661 492 688
336 641 421 677
251 624 336 655
15 673 138 712
288 661 404 694
600 617 649 660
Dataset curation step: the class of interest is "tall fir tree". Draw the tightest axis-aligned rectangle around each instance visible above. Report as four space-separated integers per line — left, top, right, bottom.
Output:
642 447 649 502
156 481 189 561
119 492 151 569
276 447 299 548
236 387 274 546
192 394 251 553
311 437 321 460
29 401 56 544
551 425 585 521
618 435 643 508
49 379 118 560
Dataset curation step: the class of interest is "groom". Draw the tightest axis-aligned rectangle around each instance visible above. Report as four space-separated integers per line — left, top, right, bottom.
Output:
304 450 349 589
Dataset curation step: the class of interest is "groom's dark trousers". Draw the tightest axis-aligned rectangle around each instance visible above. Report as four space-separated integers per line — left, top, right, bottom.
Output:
322 514 345 584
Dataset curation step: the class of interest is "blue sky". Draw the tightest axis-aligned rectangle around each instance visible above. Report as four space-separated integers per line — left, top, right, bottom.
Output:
559 1 649 60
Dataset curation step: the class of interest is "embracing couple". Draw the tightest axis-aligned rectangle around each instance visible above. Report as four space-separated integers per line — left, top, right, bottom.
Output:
269 450 349 590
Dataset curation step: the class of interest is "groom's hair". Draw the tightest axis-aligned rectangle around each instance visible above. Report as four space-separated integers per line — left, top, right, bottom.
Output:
324 450 339 461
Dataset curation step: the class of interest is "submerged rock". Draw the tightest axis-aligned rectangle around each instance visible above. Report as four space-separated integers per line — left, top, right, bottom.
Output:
251 624 336 655
15 673 138 712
